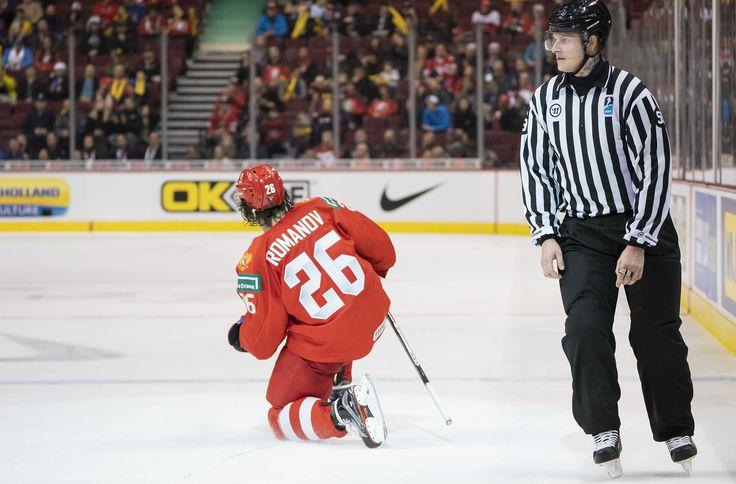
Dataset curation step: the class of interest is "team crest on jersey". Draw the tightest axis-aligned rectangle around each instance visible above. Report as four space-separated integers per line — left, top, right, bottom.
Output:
603 96 614 116
238 252 253 271
237 273 262 293
549 103 562 119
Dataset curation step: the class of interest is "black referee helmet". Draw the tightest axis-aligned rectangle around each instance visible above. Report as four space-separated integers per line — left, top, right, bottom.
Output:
545 0 612 74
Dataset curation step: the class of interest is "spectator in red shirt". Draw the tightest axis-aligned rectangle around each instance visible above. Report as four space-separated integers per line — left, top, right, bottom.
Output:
260 109 289 157
206 102 239 139
139 7 165 37
93 0 119 24
168 5 190 36
261 46 290 84
423 43 456 80
367 86 398 118
502 0 533 35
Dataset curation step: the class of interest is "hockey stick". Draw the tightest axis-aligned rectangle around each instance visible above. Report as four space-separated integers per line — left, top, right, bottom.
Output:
386 311 452 425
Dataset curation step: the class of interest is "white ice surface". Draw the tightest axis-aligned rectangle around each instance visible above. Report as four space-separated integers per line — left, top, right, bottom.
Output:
0 233 734 484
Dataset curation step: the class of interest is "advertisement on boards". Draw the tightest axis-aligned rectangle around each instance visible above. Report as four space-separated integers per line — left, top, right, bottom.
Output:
693 191 718 302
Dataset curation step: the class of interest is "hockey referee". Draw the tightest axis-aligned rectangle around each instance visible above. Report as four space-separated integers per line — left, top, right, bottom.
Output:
519 0 696 478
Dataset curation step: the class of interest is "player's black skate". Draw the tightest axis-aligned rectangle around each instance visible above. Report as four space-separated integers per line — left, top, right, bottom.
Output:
593 430 623 479
331 375 387 448
666 436 697 475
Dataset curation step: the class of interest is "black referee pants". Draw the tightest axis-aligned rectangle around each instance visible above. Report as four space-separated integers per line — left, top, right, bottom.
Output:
558 213 694 441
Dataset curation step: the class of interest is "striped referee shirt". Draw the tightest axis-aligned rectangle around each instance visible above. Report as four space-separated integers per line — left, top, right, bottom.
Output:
519 60 671 247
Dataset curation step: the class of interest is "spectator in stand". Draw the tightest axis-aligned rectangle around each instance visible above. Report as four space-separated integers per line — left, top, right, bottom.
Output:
290 112 312 157
112 133 129 161
28 17 51 50
17 66 43 102
138 47 161 85
118 96 142 142
143 131 162 161
260 45 290 85
55 99 85 151
23 92 54 155
139 104 158 140
80 134 99 161
206 102 239 142
44 4 63 37
260 108 289 158
185 144 201 160
0 67 17 104
139 7 164 37
368 5 395 38
109 22 134 54
453 96 477 139
238 126 268 159
47 61 69 101
235 50 251 85
350 141 371 160
341 82 366 130
472 0 501 30
77 64 99 102
374 60 400 89
340 2 367 37
45 132 67 160
34 36 56 74
314 130 335 165
423 43 456 80
107 64 130 104
82 16 106 56
310 97 333 146
6 138 27 160
124 0 148 24
294 46 319 85
168 5 190 36
21 0 43 24
256 1 287 46
219 77 248 111
93 0 119 25
378 129 404 158
3 38 33 71
367 86 398 118
503 0 533 35
422 94 451 133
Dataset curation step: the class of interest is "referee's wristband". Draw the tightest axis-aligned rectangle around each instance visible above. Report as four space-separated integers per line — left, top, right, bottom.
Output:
538 234 560 246
626 239 648 249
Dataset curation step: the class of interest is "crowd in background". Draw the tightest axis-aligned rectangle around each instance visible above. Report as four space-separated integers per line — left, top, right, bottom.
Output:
0 0 201 161
202 0 560 165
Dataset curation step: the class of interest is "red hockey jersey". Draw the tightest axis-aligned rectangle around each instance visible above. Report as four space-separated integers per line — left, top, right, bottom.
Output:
235 197 396 363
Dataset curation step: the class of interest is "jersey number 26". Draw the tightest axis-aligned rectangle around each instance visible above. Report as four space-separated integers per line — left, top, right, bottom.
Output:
284 230 365 320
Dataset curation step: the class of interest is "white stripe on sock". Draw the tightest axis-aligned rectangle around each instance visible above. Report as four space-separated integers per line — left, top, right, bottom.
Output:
299 397 321 440
278 403 300 441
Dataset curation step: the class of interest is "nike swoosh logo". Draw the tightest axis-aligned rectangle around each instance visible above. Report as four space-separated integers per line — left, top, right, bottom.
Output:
380 184 442 211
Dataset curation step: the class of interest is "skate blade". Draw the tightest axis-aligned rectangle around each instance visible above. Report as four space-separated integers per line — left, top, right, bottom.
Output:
599 459 623 479
679 458 693 476
355 375 387 444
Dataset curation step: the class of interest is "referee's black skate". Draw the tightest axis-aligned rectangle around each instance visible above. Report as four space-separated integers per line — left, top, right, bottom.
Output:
593 430 623 479
666 436 697 475
330 375 387 448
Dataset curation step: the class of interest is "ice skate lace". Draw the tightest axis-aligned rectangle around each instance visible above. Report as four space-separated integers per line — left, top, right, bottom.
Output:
666 436 692 452
593 430 619 451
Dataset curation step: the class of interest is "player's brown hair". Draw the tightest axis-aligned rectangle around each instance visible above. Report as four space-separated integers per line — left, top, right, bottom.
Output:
239 193 294 228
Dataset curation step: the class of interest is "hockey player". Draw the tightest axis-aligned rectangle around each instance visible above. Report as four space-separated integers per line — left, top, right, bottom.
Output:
227 163 395 447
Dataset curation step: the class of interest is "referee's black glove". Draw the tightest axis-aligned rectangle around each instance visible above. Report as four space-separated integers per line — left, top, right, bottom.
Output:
228 317 248 353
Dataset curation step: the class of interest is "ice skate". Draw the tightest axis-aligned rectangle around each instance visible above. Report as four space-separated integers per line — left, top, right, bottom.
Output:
593 430 623 479
331 375 387 448
667 436 697 475
329 367 352 403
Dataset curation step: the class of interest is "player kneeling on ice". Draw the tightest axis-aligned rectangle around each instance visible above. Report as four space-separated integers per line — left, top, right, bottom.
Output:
227 164 395 448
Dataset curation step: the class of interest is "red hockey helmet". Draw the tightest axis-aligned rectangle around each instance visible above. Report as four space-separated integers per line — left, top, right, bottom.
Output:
235 163 286 211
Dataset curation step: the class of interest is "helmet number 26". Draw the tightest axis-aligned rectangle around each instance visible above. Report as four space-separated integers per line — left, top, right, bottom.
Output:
284 230 365 320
